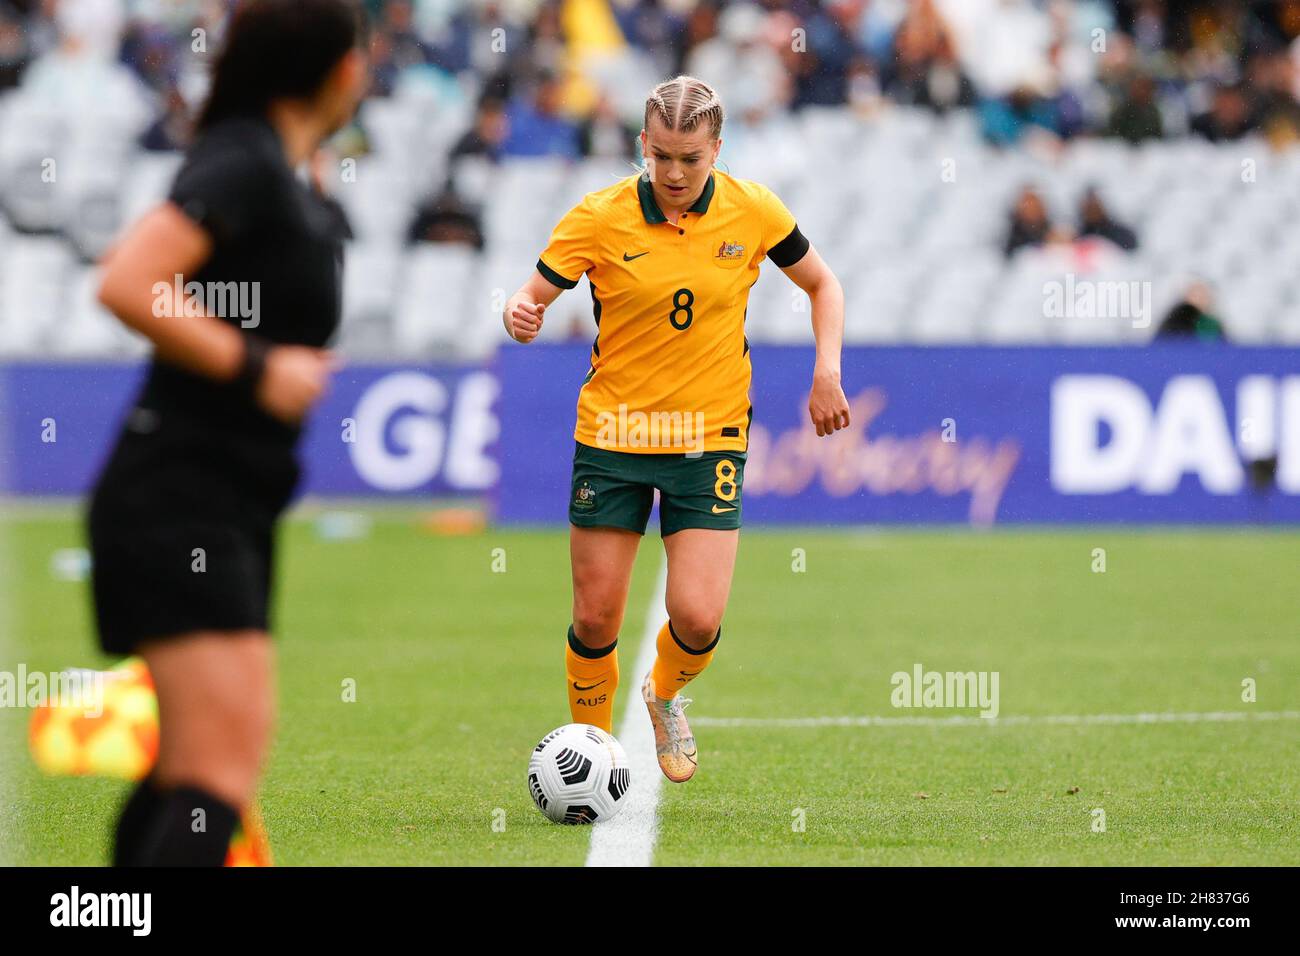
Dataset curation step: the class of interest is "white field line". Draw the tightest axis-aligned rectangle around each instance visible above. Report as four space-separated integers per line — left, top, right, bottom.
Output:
693 710 1300 729
585 558 668 867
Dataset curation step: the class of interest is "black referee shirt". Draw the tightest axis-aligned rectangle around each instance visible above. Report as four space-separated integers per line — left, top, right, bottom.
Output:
138 114 345 446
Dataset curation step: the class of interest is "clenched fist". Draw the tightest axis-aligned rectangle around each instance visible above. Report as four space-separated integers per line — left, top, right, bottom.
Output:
507 300 546 343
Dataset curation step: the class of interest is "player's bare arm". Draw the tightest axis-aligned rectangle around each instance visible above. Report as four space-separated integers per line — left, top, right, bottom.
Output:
780 243 851 437
504 270 565 343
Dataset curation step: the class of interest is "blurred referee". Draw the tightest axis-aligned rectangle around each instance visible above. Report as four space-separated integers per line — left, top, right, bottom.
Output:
90 0 368 865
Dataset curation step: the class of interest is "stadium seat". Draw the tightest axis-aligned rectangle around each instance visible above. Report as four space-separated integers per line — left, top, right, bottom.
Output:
0 236 73 355
392 244 477 356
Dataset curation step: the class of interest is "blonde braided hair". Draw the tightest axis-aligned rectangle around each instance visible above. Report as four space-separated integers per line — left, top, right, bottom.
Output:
644 74 725 141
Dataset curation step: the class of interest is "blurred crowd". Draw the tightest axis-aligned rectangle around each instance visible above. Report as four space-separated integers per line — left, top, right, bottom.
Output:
7 1 1300 154
1004 182 1138 257
0 0 1296 344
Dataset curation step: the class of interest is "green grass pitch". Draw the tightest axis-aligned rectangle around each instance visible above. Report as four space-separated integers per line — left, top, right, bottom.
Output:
2 508 1298 866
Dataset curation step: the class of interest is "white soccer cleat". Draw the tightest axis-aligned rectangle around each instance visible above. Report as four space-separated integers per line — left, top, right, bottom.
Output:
642 674 698 783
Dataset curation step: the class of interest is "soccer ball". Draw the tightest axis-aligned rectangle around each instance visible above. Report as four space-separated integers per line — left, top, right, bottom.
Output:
28 658 274 866
28 658 159 780
528 723 630 825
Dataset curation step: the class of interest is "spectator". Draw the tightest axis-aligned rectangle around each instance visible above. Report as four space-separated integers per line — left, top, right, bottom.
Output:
1041 31 1088 139
1077 188 1138 251
431 0 528 78
685 2 789 126
0 11 28 91
1004 185 1056 258
522 1 567 79
450 96 509 165
1190 83 1256 141
1181 3 1248 88
1155 283 1227 341
7 0 56 62
946 0 1053 99
118 18 179 95
367 27 400 97
1248 50 1300 146
885 11 976 113
613 0 687 81
17 0 152 131
53 0 126 62
500 70 581 160
382 0 433 72
1130 0 1167 57
408 188 485 250
1107 73 1164 143
784 0 859 109
138 83 189 152
578 92 639 161
845 53 886 117
981 85 1061 147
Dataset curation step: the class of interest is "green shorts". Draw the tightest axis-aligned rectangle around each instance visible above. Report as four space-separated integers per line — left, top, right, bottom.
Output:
569 442 745 536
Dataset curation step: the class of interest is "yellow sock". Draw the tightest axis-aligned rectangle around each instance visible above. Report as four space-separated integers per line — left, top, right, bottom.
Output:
650 620 719 700
566 626 619 733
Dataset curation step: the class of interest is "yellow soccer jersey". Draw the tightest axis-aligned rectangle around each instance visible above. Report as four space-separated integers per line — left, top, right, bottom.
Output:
535 168 810 454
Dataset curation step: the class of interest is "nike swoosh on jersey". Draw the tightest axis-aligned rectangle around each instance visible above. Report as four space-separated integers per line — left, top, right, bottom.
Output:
711 504 736 514
622 251 650 261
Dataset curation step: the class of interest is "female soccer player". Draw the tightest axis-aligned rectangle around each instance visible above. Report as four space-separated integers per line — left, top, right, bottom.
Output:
504 75 851 782
90 0 367 865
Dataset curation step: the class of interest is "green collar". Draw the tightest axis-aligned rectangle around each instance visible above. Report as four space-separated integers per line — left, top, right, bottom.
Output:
637 171 715 223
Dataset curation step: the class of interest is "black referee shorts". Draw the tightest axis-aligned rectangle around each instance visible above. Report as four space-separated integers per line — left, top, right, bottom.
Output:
87 409 299 655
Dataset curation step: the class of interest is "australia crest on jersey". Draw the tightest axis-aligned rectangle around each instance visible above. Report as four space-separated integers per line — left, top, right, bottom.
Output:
715 239 746 261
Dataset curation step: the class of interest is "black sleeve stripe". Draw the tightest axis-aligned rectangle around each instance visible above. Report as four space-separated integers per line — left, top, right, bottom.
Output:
768 223 810 268
536 257 578 290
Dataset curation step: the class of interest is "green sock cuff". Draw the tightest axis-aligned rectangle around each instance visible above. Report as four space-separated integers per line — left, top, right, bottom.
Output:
667 621 721 655
568 624 617 660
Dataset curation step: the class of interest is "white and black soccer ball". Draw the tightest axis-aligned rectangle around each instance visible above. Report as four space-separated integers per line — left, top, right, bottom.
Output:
528 723 630 825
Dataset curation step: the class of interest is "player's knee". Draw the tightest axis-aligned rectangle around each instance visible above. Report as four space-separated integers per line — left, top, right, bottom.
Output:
668 609 723 649
572 605 622 646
